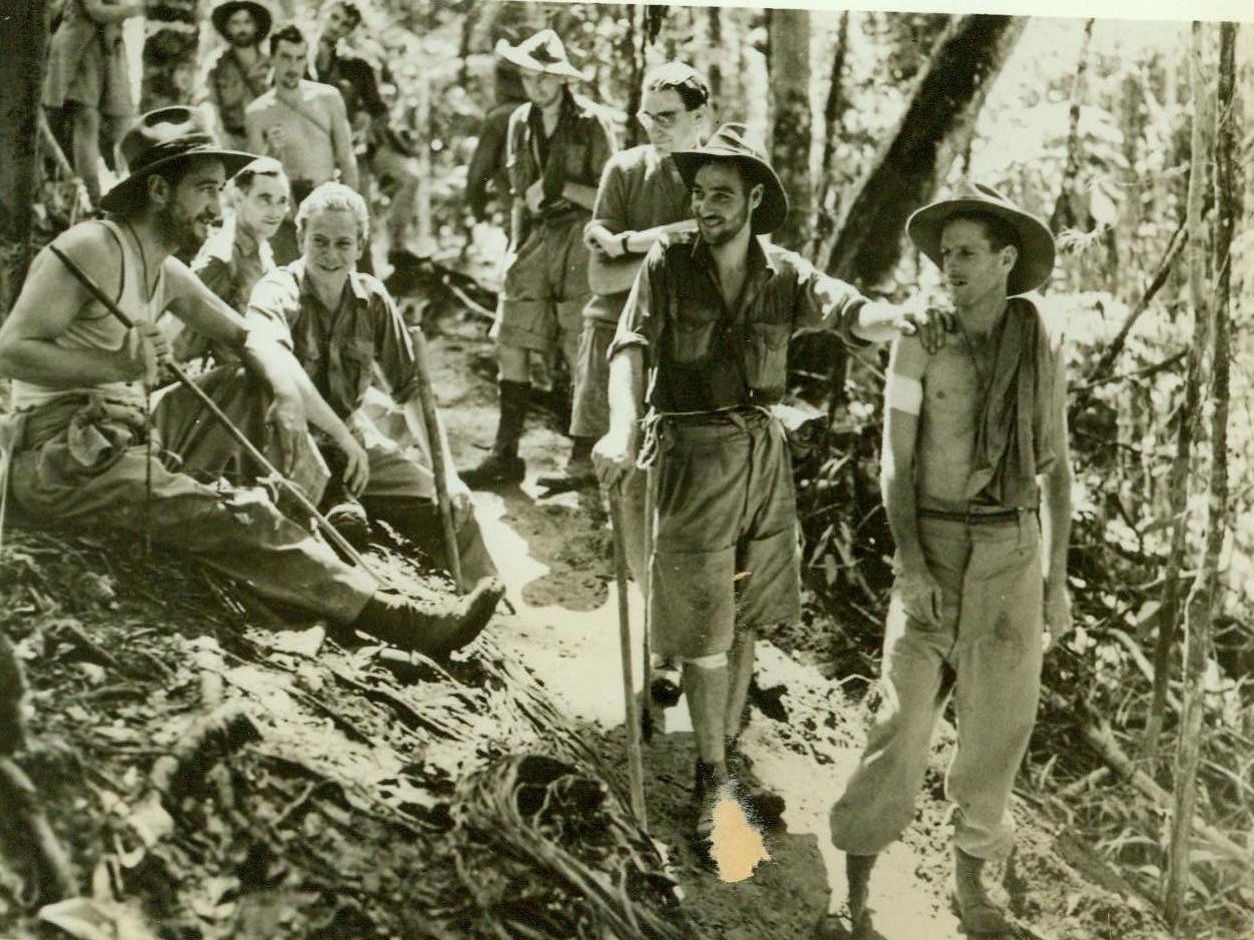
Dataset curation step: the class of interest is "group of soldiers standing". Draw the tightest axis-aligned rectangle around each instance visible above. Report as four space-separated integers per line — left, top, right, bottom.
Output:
13 9 1076 939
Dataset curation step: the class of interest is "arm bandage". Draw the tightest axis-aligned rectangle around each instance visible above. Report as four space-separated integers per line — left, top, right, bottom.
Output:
886 373 923 415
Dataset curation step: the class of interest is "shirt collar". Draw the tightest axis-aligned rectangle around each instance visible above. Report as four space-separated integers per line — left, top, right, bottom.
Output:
294 258 371 309
688 232 776 284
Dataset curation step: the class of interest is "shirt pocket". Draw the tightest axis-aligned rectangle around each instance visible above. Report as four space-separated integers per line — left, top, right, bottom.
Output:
668 304 721 364
744 320 791 394
335 336 377 413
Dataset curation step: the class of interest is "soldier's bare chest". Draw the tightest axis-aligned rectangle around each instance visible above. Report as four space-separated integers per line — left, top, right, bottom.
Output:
923 341 994 432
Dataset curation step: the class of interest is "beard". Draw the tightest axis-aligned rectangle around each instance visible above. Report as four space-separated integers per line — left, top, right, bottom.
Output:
229 29 257 48
157 204 213 257
698 202 751 247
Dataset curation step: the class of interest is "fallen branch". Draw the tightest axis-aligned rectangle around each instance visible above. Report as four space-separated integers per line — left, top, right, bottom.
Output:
1047 691 1250 867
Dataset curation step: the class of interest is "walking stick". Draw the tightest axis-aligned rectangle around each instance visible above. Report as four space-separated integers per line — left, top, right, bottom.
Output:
639 466 656 742
49 245 384 584
607 479 648 827
405 326 463 592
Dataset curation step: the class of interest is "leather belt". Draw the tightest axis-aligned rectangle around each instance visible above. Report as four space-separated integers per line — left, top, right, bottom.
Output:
917 507 1033 526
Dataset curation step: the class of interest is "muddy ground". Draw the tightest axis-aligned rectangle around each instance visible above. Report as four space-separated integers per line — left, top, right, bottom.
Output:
0 315 1189 940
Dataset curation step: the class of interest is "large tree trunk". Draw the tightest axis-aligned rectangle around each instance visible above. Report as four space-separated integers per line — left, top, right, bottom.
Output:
1144 24 1213 759
1163 21 1236 929
805 10 851 262
0 0 50 317
140 0 202 110
766 8 811 251
821 14 1026 286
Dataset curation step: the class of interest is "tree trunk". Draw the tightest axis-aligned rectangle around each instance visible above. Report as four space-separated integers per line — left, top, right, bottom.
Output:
707 7 722 106
1144 24 1213 759
1163 21 1235 928
821 14 1026 286
620 4 647 150
806 10 851 262
0 0 50 318
766 8 812 251
1049 18 1095 235
140 0 202 110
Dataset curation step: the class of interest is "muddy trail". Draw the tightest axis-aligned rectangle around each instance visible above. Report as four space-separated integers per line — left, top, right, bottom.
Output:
0 317 1175 940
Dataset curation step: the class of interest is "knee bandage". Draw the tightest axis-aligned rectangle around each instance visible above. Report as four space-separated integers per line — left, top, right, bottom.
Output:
684 653 729 670
886 373 923 415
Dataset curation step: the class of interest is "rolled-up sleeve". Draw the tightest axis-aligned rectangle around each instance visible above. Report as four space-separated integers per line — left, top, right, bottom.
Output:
244 270 299 350
608 241 666 364
788 249 871 348
592 157 628 234
371 289 420 404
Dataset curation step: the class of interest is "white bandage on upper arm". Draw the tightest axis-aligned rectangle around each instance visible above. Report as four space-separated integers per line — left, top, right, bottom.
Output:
886 372 923 415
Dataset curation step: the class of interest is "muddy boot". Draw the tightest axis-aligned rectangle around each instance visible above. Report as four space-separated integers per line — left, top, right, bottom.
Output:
725 738 786 827
691 760 735 868
349 577 506 656
462 381 529 489
814 854 876 939
953 846 1012 936
323 497 371 549
537 436 597 493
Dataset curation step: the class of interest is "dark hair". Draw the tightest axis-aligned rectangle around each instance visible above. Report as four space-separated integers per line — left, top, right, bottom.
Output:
943 210 1021 254
110 155 221 221
643 61 711 112
269 22 306 55
328 1 362 27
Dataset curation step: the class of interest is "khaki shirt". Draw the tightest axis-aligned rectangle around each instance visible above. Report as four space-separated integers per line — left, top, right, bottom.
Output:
246 260 419 420
612 232 869 412
584 144 691 323
506 90 615 220
199 47 271 146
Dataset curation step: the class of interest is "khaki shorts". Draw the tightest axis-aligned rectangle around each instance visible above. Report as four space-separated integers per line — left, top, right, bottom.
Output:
496 212 590 368
650 409 801 660
569 317 616 438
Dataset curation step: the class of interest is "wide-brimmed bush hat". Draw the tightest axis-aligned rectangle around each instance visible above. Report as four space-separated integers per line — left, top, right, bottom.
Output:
210 0 273 41
101 107 256 213
672 123 788 235
907 180 1055 296
494 28 583 81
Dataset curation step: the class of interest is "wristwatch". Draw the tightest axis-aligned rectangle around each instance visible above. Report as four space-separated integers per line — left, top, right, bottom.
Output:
618 232 631 254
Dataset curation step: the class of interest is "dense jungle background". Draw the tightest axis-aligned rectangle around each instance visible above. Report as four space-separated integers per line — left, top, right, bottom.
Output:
0 2 1251 939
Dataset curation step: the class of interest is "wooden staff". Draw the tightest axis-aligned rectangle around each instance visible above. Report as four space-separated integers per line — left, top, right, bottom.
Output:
608 480 648 827
49 245 384 584
405 326 463 591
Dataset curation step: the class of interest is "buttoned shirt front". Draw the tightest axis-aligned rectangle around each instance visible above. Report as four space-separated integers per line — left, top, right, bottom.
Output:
246 259 419 420
611 232 869 412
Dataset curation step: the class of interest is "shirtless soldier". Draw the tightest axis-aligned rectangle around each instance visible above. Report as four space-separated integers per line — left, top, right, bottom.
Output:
821 182 1072 939
0 107 499 659
594 126 944 856
245 22 358 264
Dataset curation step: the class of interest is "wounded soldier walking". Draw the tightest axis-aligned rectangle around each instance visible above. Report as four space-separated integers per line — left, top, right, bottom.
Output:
0 107 500 658
593 125 946 861
820 182 1073 939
